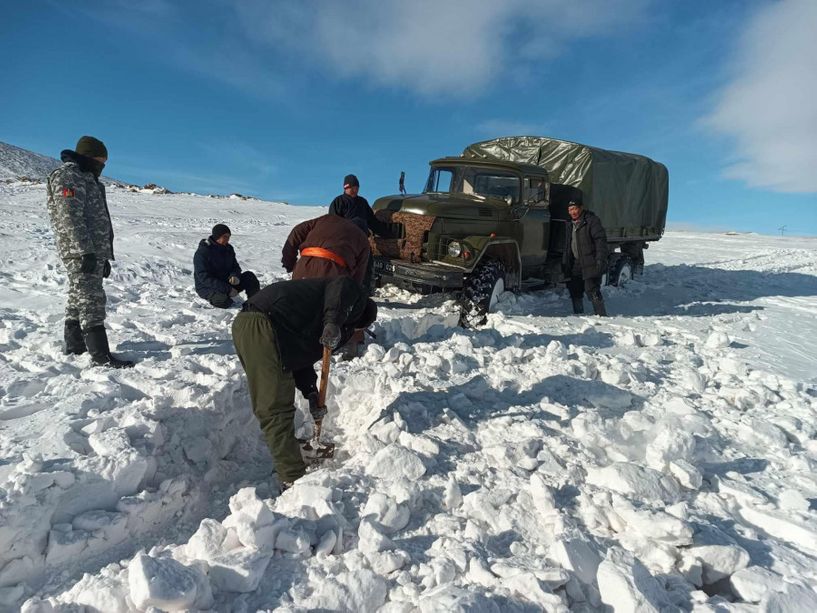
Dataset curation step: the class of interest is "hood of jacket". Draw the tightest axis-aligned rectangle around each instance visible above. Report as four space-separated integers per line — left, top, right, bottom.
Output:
61 149 105 179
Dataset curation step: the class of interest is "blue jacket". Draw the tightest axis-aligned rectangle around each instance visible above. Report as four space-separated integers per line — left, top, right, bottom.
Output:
193 237 242 299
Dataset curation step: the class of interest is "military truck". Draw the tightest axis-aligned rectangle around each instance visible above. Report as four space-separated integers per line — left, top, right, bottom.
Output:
369 136 669 326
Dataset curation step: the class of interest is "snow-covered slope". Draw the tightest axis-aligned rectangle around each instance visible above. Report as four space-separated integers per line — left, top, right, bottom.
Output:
0 143 60 182
1 181 816 611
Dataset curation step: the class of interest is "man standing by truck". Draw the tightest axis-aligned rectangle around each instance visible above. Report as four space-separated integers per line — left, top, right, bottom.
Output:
564 195 608 316
328 174 392 238
328 173 396 296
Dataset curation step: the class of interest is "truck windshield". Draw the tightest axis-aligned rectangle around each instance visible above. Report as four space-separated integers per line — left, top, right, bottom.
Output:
425 166 520 202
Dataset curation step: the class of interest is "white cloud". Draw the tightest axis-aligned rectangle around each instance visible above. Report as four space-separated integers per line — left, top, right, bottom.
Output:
232 0 648 97
705 0 817 193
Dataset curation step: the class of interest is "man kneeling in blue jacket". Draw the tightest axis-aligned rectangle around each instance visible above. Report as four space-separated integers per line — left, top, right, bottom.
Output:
194 224 260 308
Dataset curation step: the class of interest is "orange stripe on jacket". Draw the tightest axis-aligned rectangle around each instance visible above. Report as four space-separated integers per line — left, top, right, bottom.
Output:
300 247 348 269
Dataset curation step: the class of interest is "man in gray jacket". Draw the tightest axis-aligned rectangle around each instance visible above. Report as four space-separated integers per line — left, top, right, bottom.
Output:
46 136 133 368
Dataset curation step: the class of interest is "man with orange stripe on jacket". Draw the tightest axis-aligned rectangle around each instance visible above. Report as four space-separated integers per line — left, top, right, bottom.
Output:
281 214 370 286
281 213 372 396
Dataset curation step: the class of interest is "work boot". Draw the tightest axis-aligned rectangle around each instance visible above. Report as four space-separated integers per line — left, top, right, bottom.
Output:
83 325 135 368
571 298 584 315
64 319 86 355
589 292 607 317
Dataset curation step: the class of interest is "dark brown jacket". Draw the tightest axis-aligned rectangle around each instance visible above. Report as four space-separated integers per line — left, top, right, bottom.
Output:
563 209 608 279
281 215 370 285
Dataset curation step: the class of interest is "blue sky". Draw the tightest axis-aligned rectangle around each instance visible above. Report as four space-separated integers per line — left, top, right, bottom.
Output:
1 0 815 235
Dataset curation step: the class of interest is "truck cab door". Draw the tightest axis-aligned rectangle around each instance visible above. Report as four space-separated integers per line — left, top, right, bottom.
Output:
519 176 550 276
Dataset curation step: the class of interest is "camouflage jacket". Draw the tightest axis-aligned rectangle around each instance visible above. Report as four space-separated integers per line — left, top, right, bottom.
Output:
46 155 114 261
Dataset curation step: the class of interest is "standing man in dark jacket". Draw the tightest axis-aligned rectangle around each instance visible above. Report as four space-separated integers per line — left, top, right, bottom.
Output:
282 214 370 286
193 224 260 308
231 276 377 489
563 196 608 316
328 174 393 296
328 174 392 237
46 135 134 368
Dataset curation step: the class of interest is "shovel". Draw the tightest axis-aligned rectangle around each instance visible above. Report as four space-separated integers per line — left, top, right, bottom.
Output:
302 346 335 459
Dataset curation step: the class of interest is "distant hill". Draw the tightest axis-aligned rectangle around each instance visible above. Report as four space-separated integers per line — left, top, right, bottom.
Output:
0 141 128 189
0 141 60 181
0 141 258 200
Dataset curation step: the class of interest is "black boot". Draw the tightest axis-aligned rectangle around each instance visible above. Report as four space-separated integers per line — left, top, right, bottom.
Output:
589 291 607 317
241 271 261 299
64 319 86 355
571 298 585 315
83 326 135 368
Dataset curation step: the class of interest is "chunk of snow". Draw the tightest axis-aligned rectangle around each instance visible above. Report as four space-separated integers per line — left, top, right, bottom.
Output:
550 538 601 585
729 566 784 603
684 544 750 584
208 548 272 593
366 445 426 481
597 548 671 612
128 551 199 610
362 492 410 533
586 462 682 502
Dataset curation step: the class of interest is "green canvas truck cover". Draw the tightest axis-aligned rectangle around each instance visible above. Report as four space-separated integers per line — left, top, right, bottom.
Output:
463 136 669 240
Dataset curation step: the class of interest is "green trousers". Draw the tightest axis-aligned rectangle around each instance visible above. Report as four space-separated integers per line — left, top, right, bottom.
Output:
231 312 306 483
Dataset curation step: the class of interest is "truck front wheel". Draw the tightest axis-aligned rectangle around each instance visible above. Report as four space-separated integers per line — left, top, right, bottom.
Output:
458 260 506 328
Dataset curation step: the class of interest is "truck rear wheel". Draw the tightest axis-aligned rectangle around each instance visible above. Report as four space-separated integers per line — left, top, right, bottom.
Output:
458 260 505 328
607 255 633 287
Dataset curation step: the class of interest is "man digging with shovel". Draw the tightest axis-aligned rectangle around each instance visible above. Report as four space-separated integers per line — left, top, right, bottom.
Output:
231 276 377 491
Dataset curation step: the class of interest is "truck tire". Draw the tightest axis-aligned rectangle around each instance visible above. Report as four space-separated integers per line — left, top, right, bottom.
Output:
458 260 505 328
608 255 633 287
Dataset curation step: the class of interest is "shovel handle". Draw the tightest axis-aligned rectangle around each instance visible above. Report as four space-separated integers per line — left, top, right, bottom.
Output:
317 345 331 408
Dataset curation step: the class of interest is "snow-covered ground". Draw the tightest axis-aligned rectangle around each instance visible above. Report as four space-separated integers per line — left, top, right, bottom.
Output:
1 181 816 612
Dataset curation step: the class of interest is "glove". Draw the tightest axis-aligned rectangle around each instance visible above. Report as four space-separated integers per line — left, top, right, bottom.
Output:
228 275 240 286
229 287 239 297
80 253 97 273
320 323 341 349
308 392 327 421
102 260 111 278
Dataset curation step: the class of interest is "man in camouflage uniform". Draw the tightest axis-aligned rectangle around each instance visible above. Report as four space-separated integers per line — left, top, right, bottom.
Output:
46 136 133 368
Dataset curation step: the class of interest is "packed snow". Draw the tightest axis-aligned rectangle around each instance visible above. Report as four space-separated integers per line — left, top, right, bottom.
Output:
1 180 816 612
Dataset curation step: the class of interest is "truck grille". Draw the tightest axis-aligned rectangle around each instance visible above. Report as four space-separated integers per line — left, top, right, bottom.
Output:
370 211 436 262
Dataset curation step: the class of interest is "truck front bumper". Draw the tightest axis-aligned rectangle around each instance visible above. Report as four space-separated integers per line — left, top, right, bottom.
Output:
373 256 464 289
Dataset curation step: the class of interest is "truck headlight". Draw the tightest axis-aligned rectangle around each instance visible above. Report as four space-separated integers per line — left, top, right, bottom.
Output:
447 241 462 257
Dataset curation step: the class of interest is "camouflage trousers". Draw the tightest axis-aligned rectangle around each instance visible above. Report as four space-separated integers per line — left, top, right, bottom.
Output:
63 257 107 329
231 312 306 483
